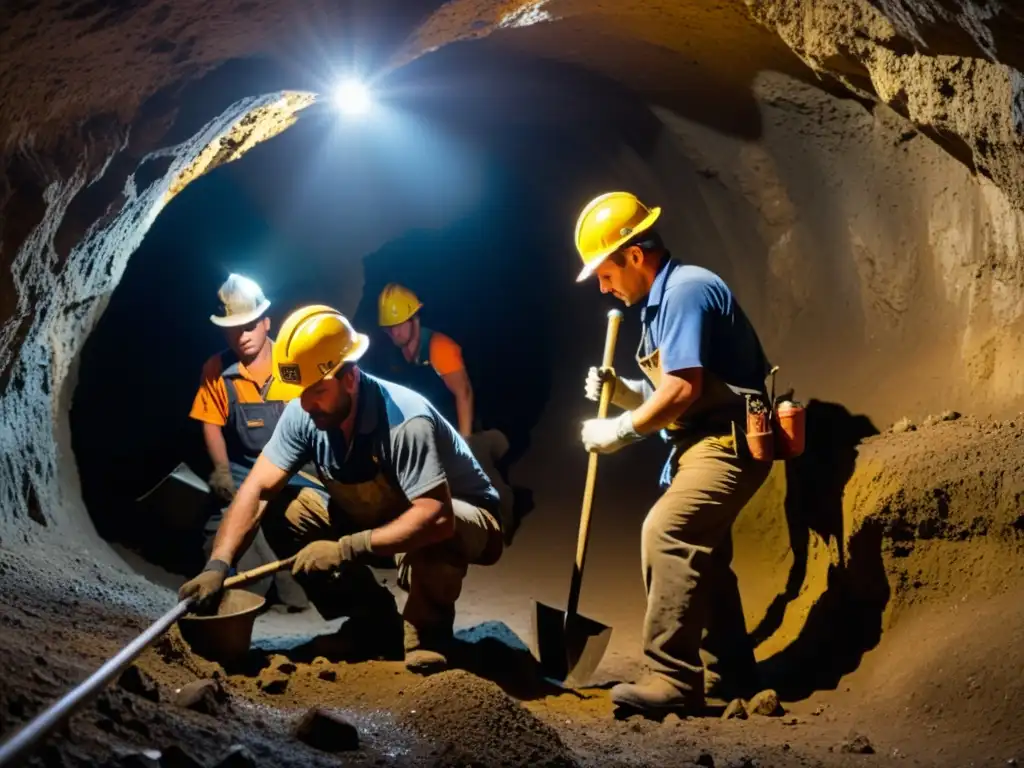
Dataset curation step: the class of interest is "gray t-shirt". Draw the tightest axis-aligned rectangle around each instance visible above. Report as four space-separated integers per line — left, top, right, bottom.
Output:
262 372 499 530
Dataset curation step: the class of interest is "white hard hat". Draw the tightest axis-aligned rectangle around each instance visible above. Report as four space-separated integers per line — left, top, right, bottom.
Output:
210 274 271 327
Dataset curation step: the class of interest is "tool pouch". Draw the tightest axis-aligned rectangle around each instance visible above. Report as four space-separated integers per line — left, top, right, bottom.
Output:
744 394 775 462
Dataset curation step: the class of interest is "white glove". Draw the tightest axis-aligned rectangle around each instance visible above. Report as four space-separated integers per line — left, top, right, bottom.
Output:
581 411 644 454
584 367 645 411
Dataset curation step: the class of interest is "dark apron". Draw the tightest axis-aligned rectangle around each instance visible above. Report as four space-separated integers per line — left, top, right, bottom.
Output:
636 325 753 487
384 327 461 428
222 360 320 490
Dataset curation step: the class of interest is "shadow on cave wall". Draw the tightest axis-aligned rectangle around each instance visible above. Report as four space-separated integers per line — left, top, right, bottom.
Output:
752 399 885 699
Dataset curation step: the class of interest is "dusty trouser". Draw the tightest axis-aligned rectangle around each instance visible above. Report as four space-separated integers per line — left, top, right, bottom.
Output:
642 428 771 703
261 486 503 635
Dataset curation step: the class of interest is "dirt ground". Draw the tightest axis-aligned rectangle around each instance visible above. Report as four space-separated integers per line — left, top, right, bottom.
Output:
3 413 1024 767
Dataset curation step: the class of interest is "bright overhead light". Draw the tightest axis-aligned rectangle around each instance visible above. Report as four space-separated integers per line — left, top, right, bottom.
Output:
332 79 371 116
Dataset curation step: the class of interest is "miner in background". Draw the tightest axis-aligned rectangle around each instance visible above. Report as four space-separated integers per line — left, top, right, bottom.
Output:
376 283 517 542
189 273 316 609
575 191 773 715
180 304 504 673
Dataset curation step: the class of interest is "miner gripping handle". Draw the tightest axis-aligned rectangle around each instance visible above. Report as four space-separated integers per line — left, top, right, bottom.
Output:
0 557 296 767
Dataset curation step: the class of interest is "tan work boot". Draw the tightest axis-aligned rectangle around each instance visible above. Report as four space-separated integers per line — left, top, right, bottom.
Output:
610 675 705 717
403 621 451 675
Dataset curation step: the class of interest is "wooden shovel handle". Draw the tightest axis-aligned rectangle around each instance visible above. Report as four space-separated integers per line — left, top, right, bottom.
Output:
223 556 296 589
567 309 623 619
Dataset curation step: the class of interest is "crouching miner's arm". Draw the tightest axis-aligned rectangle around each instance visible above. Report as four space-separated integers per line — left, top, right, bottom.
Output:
178 454 290 608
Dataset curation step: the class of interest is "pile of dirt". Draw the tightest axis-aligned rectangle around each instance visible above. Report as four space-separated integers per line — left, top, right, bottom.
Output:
400 670 578 767
850 413 1024 616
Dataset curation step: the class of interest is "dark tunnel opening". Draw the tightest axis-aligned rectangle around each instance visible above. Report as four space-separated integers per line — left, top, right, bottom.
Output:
68 49 673 577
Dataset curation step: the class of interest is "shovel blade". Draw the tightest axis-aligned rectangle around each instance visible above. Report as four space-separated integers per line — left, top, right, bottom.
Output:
532 601 612 687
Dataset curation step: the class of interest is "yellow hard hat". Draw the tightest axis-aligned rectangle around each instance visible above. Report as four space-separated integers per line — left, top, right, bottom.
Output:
573 191 661 282
378 283 422 327
267 304 369 400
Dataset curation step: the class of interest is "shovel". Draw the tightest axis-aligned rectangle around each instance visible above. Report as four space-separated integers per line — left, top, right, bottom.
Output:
533 308 622 687
0 556 295 767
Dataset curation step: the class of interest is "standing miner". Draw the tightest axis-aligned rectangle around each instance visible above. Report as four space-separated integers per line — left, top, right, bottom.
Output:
575 191 773 715
180 305 504 673
189 273 315 608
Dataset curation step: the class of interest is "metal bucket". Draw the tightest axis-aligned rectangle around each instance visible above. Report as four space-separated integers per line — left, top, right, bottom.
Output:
178 588 265 665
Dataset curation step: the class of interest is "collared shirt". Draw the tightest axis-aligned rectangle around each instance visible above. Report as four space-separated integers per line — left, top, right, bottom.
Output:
261 372 499 527
189 353 275 426
639 256 769 398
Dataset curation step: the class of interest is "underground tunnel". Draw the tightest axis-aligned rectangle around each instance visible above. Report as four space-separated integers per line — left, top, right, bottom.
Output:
4 1 1024 766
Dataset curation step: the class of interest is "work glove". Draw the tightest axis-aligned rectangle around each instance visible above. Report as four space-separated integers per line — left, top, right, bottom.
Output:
585 366 645 411
208 464 235 503
178 559 229 612
581 411 644 455
292 530 374 576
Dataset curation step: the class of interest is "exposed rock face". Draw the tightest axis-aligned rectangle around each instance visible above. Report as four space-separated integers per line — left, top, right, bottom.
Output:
1 0 1024 572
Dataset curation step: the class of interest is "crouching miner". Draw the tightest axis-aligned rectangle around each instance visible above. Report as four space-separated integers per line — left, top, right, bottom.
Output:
179 305 504 674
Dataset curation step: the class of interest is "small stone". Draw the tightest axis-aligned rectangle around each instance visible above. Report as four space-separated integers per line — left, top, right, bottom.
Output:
1007 759 1018 767
173 679 226 714
312 656 329 665
160 745 205 768
722 699 748 720
747 689 783 717
117 666 160 703
782 716 800 726
891 417 916 434
318 669 337 682
294 708 360 752
812 704 827 716
696 752 715 767
839 732 875 754
213 745 256 768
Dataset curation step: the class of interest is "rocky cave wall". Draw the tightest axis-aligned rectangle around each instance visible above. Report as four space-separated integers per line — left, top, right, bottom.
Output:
3 0 1024 572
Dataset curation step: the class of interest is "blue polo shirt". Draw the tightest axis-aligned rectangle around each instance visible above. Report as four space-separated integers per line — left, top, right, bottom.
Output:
639 257 771 483
640 257 769 393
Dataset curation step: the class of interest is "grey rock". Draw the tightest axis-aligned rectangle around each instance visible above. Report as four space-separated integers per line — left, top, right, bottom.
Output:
293 707 360 752
173 678 226 714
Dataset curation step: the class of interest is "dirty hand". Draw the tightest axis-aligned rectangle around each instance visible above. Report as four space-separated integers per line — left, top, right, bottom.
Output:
581 411 643 454
208 464 235 503
292 530 374 575
585 367 645 411
179 560 229 611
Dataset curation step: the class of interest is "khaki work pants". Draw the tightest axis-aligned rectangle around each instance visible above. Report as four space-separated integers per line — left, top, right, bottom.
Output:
261 487 503 631
642 429 771 701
